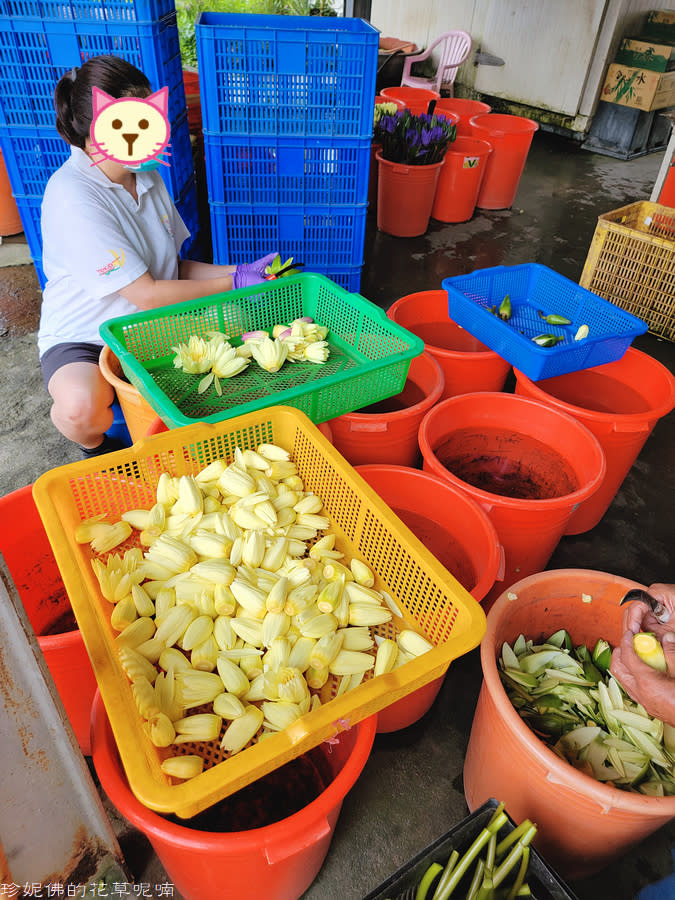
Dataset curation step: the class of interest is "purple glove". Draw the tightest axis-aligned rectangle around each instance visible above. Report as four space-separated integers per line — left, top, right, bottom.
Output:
232 252 278 290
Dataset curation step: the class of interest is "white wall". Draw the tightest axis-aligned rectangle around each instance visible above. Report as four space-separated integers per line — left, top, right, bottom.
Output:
370 0 673 129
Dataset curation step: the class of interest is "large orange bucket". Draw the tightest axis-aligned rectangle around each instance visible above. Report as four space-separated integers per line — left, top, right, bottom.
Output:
514 347 675 534
355 464 503 733
435 98 491 136
470 113 539 209
100 345 158 443
323 351 444 467
376 151 444 237
419 393 606 609
380 85 440 115
431 136 492 223
387 290 511 400
0 485 97 754
91 692 376 900
464 568 675 879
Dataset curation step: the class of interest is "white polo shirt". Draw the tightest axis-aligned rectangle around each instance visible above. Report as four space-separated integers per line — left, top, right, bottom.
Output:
38 146 190 357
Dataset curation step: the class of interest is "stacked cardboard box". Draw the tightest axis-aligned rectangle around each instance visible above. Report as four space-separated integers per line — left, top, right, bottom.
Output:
601 10 675 111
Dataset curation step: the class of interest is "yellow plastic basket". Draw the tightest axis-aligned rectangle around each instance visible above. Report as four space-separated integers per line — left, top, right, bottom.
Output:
33 406 485 818
579 200 675 341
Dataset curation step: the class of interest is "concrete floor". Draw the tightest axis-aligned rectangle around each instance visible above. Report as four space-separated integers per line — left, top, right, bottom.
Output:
1 129 674 899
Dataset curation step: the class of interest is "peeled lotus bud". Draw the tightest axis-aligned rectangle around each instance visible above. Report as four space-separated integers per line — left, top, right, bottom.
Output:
174 670 224 708
374 639 399 676
173 713 222 743
347 603 392 627
118 645 158 684
130 583 155 618
304 340 329 364
262 701 302 732
115 615 156 649
181 614 214 652
174 475 204 516
161 755 204 780
110 595 138 632
213 692 246 720
146 712 176 748
158 647 193 674
257 443 290 462
135 637 165 664
230 579 267 618
328 649 375 676
188 531 231 560
132 675 160 718
90 521 133 554
154 604 198 648
230 616 264 647
397 628 434 657
218 465 256 498
195 459 228 484
338 626 374 652
350 559 375 588
190 635 219 672
633 633 667 672
216 655 251 697
121 509 152 531
220 705 264 754
305 665 329 690
277 666 310 704
214 585 237 619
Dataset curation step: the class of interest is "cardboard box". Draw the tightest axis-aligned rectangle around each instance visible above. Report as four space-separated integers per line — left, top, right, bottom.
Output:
601 62 675 111
615 37 675 72
643 9 675 42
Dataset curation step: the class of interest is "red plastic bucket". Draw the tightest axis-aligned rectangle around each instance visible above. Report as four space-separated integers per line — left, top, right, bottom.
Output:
514 347 675 534
0 148 23 236
323 351 444 467
435 98 491 136
376 151 444 237
355 465 503 733
470 113 539 209
0 485 97 754
464 568 675 879
380 85 440 115
387 290 511 400
431 136 492 223
91 692 376 900
419 393 606 609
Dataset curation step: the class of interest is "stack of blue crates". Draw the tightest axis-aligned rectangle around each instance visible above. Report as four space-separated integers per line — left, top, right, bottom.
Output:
0 0 200 287
196 12 378 293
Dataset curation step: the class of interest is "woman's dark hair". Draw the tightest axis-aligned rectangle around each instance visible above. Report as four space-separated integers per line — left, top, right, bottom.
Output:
54 55 151 148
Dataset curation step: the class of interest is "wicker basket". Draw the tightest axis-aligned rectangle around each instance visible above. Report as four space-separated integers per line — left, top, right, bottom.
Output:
579 200 675 341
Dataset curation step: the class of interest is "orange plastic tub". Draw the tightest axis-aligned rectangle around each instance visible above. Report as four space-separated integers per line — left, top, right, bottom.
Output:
380 85 440 115
99 344 159 443
419 393 606 609
356 464 503 731
470 113 539 209
323 351 444 467
0 485 97 754
387 290 511 400
514 347 675 534
464 568 675 879
92 691 377 900
435 98 491 136
376 151 444 237
431 136 492 223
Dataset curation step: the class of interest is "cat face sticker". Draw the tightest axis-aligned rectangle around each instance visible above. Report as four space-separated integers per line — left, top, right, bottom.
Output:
89 86 171 167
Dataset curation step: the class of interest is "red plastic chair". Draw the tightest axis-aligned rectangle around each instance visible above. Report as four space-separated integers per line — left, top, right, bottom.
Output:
400 30 472 96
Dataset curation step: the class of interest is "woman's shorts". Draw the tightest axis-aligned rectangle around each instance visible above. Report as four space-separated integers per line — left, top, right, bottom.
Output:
40 341 104 389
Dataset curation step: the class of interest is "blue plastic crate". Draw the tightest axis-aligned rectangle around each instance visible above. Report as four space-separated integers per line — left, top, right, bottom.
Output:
203 132 372 206
12 192 43 276
195 12 378 138
0 0 175 21
157 112 196 201
174 174 200 245
0 13 187 129
209 201 367 269
443 263 648 381
0 126 68 196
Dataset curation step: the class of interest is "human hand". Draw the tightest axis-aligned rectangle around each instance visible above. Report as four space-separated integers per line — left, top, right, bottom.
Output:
621 582 675 639
610 626 675 727
232 252 278 290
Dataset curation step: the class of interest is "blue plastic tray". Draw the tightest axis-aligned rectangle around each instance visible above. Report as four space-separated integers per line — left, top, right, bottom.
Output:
195 12 378 139
443 264 647 381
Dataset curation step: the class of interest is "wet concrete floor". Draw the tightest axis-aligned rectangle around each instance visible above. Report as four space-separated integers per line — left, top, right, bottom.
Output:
0 129 673 899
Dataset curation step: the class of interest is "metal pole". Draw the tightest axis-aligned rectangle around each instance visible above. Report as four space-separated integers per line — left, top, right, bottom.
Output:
343 0 372 21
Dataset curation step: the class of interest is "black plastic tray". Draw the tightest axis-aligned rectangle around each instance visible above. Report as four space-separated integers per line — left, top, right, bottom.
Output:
363 799 580 900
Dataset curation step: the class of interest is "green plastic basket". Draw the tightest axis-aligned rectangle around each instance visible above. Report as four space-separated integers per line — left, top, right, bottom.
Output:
99 274 424 428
